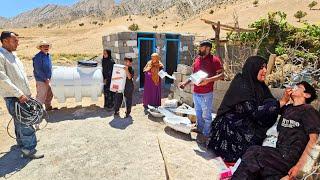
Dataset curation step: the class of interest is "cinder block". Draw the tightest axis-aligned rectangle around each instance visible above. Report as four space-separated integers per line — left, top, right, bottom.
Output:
124 52 137 59
184 84 191 93
170 84 176 92
117 32 132 40
177 64 192 75
126 40 137 47
112 47 120 53
179 91 193 106
110 34 118 41
173 72 182 82
182 74 189 82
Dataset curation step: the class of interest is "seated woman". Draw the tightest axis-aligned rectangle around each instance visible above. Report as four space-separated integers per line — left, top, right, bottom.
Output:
208 56 279 163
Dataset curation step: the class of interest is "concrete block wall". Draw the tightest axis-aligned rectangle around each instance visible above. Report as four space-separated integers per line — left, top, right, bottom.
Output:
103 32 195 90
102 32 139 65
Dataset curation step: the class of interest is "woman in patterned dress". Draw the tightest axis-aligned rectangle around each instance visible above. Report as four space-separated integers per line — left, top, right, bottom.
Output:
208 56 279 163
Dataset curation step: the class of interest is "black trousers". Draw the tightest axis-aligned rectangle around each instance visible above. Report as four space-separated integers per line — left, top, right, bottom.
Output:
104 85 115 109
114 92 133 114
232 146 293 180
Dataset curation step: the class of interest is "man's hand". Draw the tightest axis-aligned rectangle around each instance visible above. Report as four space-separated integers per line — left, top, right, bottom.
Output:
179 82 186 89
198 78 210 86
19 95 28 103
288 164 302 180
45 79 50 85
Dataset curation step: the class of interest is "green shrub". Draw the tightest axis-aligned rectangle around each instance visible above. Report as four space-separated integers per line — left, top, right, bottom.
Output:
128 23 139 31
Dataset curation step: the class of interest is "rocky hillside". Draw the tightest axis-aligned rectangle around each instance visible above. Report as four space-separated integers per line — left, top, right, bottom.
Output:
3 0 115 28
0 17 8 28
112 0 238 19
70 0 115 18
9 4 72 28
3 0 238 28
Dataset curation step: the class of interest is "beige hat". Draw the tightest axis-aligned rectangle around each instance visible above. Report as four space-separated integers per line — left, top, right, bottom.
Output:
36 40 52 50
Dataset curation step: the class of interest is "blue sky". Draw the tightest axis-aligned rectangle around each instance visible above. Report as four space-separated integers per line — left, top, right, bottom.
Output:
0 0 121 18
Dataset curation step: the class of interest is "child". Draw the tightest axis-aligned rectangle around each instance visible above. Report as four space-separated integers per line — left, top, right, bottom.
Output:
232 81 320 180
114 57 134 118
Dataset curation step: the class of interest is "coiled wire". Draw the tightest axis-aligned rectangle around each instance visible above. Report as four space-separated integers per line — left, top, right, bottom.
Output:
6 98 48 139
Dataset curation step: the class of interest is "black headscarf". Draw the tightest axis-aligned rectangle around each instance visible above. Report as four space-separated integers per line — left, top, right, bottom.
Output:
217 56 274 116
102 49 115 85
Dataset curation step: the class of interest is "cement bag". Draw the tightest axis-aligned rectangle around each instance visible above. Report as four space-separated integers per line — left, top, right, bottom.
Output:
163 116 193 134
110 64 127 93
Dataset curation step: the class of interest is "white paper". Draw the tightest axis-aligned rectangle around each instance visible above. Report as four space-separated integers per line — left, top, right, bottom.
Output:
190 70 208 85
158 70 176 80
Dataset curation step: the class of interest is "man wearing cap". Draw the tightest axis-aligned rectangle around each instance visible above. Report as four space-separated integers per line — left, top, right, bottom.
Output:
33 40 53 111
0 31 44 159
180 40 224 143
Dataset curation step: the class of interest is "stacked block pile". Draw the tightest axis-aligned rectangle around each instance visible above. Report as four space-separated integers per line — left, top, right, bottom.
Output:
102 32 139 73
171 64 194 106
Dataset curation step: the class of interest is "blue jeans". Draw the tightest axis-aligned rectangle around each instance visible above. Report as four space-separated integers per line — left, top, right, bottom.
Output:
5 97 37 151
193 92 213 137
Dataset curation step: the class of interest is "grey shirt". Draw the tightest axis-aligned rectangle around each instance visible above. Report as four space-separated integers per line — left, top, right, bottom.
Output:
0 47 31 98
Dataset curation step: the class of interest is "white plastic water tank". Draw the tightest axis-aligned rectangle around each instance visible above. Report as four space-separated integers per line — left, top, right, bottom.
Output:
51 66 104 103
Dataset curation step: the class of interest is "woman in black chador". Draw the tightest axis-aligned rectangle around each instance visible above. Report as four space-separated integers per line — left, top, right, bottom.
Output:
102 49 115 110
208 56 279 163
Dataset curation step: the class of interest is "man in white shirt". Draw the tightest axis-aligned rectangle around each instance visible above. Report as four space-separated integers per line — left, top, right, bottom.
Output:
0 31 44 159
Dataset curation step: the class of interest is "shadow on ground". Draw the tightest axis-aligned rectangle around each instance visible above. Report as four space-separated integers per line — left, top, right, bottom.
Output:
194 149 216 161
47 105 113 123
147 114 164 123
164 126 192 142
109 116 134 130
0 146 31 178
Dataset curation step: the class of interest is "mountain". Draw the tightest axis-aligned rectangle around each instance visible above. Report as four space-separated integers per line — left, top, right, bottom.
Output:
3 0 115 28
112 0 237 19
70 0 115 18
9 4 72 28
0 16 8 28
2 0 237 28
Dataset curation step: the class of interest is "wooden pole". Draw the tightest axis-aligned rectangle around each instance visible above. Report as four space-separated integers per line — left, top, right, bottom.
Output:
266 54 277 76
212 21 221 57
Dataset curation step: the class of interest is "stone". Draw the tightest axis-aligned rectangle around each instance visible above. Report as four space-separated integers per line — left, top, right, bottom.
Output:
179 91 193 106
177 64 192 75
173 72 182 82
182 74 189 83
184 84 192 93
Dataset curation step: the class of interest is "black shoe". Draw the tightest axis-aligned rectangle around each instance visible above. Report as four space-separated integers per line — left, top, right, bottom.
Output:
125 112 131 118
114 111 120 116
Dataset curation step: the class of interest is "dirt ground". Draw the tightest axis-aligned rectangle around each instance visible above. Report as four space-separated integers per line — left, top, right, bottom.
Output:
0 63 220 180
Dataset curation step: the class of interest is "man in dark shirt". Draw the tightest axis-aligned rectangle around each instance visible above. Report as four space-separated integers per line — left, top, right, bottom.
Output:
114 57 134 118
232 81 320 180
